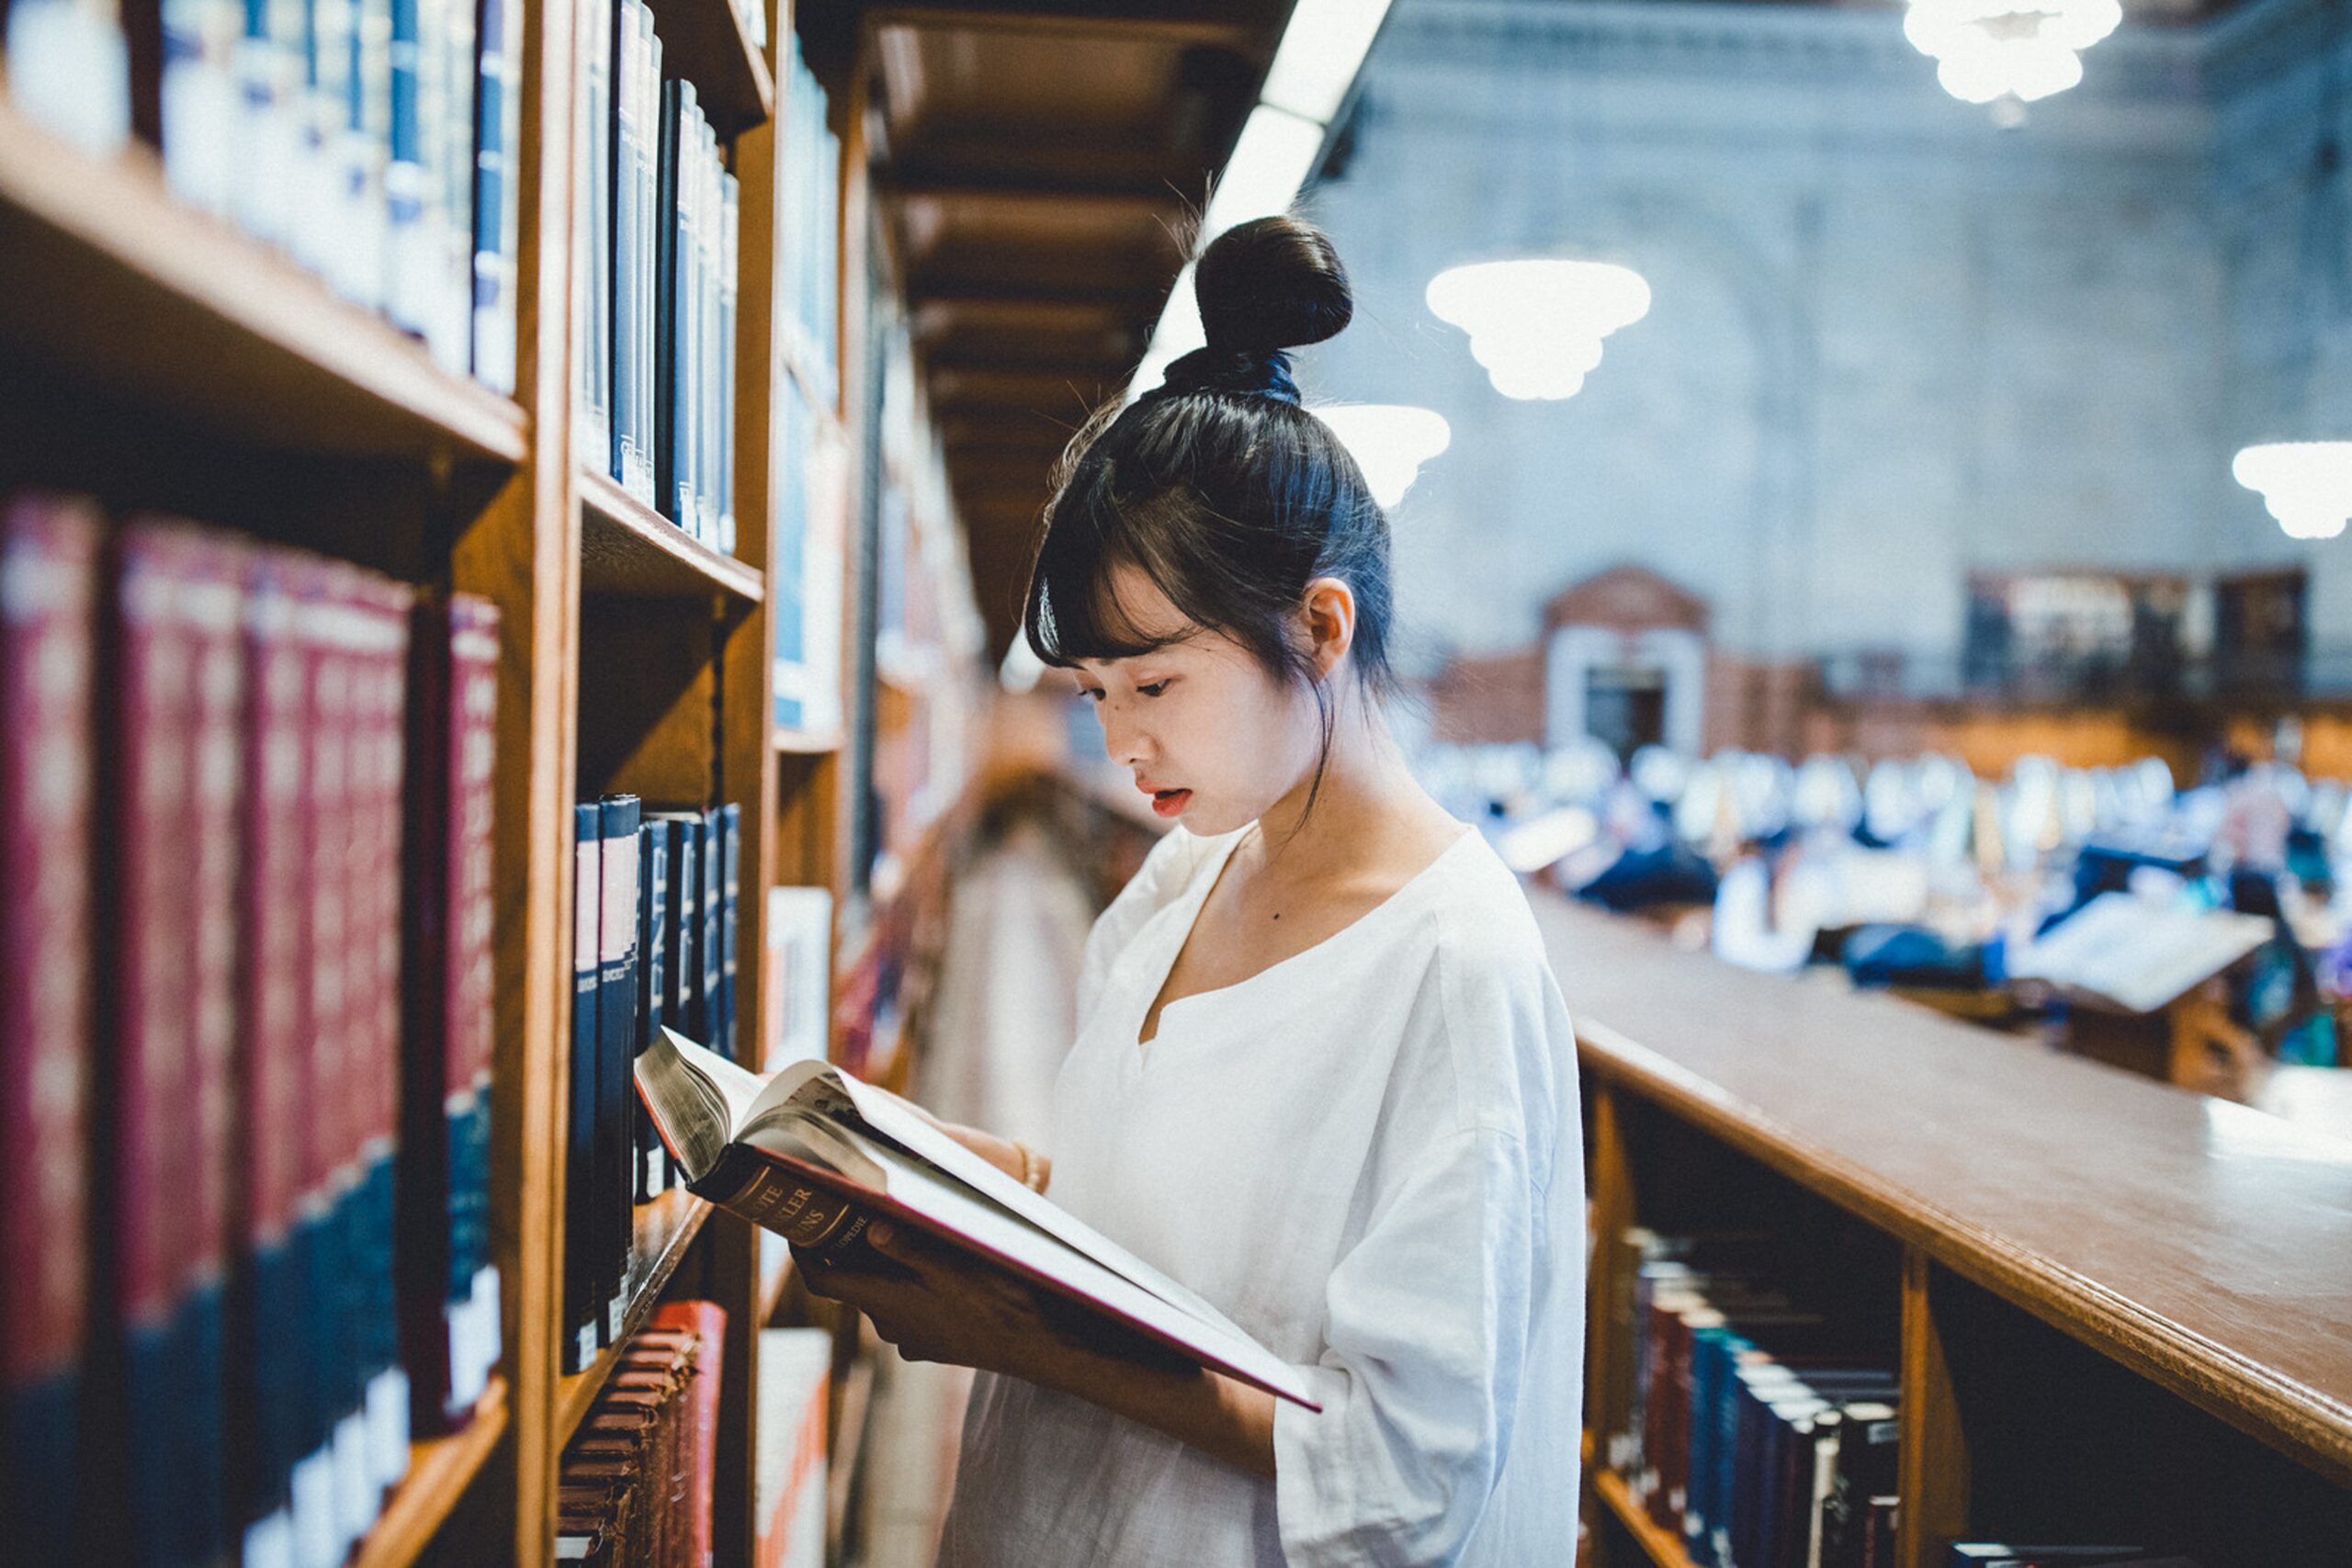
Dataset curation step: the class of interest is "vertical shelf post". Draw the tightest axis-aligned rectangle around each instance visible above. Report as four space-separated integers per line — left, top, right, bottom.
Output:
1898 1247 1972 1568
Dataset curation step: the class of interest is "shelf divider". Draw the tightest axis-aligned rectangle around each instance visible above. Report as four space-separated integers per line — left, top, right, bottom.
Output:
647 0 775 133
551 1190 715 1451
1593 1470 1697 1568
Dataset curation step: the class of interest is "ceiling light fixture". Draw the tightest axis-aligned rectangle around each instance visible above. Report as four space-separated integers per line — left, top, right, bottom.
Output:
2233 442 2352 541
1424 258 1651 401
1312 404 1453 507
1128 1 1397 402
1903 0 2120 112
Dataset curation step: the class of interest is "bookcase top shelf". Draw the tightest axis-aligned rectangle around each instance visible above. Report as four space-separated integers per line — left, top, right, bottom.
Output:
1533 894 2352 1489
552 1190 714 1452
0 98 528 467
649 0 775 134
581 468 766 602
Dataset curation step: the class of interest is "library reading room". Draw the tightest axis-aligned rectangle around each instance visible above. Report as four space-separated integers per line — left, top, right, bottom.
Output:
7 0 2352 1563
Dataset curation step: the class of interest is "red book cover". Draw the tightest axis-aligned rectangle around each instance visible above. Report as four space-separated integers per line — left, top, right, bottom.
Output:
0 494 99 1562
352 571 413 1496
231 546 311 1546
107 520 206 1566
399 592 502 1435
183 533 249 1303
650 1300 727 1568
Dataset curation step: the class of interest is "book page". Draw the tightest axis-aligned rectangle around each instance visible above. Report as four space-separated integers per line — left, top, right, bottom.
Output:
759 1129 1313 1409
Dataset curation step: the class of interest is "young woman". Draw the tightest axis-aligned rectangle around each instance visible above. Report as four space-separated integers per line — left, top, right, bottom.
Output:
797 215 1584 1566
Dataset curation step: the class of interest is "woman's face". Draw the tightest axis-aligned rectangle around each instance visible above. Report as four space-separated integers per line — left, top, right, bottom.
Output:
1070 566 1323 837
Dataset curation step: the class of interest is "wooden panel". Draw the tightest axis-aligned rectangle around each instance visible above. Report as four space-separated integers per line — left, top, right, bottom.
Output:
1583 1083 1637 1560
1898 1247 1971 1568
1535 895 2352 1488
0 98 527 466
348 1383 512 1568
648 0 775 133
576 598 720 804
581 468 766 602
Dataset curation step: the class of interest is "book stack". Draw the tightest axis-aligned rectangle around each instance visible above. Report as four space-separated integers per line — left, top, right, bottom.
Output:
753 1327 831 1568
568 798 743 1373
1611 1228 1900 1568
779 33 839 405
577 0 741 553
6 0 528 393
0 494 502 1567
555 1300 725 1566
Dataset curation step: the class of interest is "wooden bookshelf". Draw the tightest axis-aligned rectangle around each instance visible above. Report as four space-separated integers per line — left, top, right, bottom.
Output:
1592 1471 1696 1568
0 98 528 467
649 0 776 133
348 1382 514 1568
551 1190 716 1450
1552 895 2352 1567
580 468 766 602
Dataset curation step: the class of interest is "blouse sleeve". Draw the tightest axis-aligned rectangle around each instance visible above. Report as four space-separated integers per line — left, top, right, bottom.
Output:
1271 936 1558 1568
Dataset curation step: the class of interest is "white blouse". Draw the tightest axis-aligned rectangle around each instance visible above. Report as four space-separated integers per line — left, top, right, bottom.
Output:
935 822 1585 1568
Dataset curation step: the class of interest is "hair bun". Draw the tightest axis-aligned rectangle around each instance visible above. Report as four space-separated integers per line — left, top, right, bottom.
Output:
1193 215 1354 356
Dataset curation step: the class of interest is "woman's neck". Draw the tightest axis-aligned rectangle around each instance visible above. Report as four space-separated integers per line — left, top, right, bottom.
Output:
1249 685 1441 886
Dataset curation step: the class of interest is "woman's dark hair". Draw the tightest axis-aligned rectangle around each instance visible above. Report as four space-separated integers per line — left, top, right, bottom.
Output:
1021 215 1398 805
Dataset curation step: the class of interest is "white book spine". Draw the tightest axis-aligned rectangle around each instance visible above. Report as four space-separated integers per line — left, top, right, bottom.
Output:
718 170 739 557
384 0 431 335
161 0 242 214
632 11 661 502
4 0 130 155
437 0 476 374
612 0 639 489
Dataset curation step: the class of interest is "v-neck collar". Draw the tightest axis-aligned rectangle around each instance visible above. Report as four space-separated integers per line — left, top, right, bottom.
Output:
1131 822 1476 1053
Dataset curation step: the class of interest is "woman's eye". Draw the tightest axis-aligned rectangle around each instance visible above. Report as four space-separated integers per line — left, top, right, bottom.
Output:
1136 682 1169 698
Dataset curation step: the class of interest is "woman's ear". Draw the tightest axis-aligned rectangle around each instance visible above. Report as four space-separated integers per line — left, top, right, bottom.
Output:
1298 577 1357 680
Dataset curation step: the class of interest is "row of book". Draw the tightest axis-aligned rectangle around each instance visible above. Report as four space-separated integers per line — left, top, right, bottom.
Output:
577 0 741 553
556 1300 723 1566
0 494 500 1568
1948 1550 2202 1566
1612 1229 1901 1568
5 0 526 394
567 795 743 1373
777 31 839 405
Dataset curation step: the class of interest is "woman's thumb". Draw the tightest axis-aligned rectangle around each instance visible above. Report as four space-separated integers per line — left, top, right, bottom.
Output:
866 1219 896 1249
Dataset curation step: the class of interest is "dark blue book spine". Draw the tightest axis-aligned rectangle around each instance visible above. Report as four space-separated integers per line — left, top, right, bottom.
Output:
699 805 722 1053
594 795 639 1341
667 816 698 1043
1686 1325 1723 1563
719 801 740 1063
565 803 601 1372
637 820 669 1199
652 76 682 523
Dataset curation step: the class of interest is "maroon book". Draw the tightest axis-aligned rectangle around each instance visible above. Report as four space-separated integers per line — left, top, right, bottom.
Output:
650 1299 727 1568
231 544 311 1543
0 494 100 1562
398 592 503 1436
106 519 208 1566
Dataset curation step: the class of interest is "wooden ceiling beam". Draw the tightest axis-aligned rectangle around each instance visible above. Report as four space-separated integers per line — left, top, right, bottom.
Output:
866 4 1262 50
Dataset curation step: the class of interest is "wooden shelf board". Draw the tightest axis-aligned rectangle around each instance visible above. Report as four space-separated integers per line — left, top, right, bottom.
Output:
1593 1471 1696 1568
552 1190 714 1450
349 1381 512 1568
580 468 765 604
648 0 775 134
775 724 846 755
757 1251 797 1326
0 98 526 465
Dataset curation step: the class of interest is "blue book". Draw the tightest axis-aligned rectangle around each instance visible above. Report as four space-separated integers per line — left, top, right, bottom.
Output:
471 0 523 393
595 797 640 1341
718 802 741 1063
700 806 723 1054
565 804 601 1372
637 819 670 1199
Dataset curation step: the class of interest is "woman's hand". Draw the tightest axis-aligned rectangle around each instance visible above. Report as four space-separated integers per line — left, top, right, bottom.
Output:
795 1219 1278 1478
795 1221 1075 1381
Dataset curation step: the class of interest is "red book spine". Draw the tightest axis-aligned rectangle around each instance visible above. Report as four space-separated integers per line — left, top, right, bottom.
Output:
448 596 502 1401
355 572 413 1495
107 521 205 1566
233 547 308 1542
650 1300 726 1568
184 534 248 1305
0 495 99 1561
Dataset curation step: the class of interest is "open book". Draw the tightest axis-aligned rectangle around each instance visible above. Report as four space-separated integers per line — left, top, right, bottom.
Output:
634 1029 1318 1410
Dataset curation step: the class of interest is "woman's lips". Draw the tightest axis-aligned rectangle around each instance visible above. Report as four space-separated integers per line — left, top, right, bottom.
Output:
1149 788 1192 819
